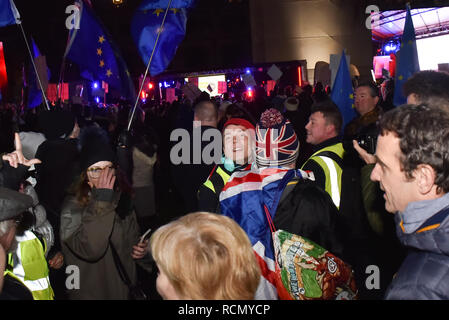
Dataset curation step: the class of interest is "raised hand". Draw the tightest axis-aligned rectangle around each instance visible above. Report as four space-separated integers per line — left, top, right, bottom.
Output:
1 133 42 168
353 140 376 165
96 167 116 190
48 251 64 270
131 240 149 260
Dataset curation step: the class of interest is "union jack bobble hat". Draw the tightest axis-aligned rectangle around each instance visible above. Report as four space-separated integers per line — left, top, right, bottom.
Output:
255 108 299 167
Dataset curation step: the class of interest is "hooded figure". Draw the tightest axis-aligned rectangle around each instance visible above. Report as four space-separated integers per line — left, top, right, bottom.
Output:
34 109 81 299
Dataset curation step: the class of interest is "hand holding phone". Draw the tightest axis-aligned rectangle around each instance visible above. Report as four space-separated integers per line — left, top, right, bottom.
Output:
139 227 152 244
132 228 152 260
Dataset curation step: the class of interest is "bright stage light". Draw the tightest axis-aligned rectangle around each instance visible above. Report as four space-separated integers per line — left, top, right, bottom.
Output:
383 40 399 54
417 34 449 70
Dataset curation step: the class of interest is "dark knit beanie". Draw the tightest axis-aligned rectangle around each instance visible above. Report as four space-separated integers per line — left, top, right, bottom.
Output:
255 108 299 167
79 126 116 171
38 110 75 140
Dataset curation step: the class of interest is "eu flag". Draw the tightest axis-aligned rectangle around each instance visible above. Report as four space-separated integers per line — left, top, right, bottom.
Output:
331 50 356 130
64 1 135 100
0 0 20 28
131 0 194 76
393 4 420 106
27 39 50 108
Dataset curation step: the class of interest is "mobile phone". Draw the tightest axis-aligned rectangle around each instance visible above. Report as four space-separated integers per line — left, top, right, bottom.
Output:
139 228 152 243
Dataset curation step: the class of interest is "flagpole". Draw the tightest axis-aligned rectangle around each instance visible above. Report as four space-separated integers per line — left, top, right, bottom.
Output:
17 23 50 110
127 0 173 132
57 33 70 103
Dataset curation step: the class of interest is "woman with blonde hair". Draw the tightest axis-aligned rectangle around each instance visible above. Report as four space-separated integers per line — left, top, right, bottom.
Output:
150 212 261 300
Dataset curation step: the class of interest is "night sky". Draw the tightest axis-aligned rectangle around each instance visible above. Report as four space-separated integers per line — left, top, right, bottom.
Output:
0 0 147 83
0 0 251 101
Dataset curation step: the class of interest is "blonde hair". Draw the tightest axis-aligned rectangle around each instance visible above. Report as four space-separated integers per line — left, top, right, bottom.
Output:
150 212 261 300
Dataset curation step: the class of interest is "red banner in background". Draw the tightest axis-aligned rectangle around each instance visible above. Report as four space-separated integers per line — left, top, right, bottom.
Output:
188 77 198 87
0 42 8 98
102 81 108 93
47 83 69 102
166 88 176 103
217 81 227 94
47 84 57 102
266 80 276 96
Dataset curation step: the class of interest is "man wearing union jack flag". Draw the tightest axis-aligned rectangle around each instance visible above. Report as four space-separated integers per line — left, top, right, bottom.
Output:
220 108 345 299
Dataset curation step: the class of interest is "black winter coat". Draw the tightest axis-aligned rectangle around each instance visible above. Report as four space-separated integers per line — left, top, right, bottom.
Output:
273 177 345 259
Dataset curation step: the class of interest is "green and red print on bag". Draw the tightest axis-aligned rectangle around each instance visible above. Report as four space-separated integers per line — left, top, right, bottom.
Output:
273 230 358 300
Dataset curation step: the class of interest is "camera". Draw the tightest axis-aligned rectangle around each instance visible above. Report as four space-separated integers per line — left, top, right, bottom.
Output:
356 134 377 154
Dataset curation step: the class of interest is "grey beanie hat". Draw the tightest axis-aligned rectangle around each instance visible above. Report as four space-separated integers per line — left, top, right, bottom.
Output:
0 187 33 222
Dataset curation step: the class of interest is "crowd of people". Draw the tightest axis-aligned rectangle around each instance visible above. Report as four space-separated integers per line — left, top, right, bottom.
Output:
0 70 449 300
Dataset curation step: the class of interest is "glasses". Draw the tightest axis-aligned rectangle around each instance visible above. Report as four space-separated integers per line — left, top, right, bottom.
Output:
86 165 116 179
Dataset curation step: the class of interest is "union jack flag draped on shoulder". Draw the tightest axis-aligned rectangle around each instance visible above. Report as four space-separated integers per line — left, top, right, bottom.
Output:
219 166 313 299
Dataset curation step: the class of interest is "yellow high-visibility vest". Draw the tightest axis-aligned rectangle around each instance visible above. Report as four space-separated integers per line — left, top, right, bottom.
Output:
203 166 231 194
302 143 344 208
7 230 54 300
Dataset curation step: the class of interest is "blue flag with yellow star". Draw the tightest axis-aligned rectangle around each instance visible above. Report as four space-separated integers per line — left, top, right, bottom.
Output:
331 50 356 130
130 0 194 76
64 0 135 100
393 4 420 106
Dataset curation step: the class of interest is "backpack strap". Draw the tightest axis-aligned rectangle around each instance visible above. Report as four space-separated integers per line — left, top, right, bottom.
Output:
279 177 301 204
264 169 307 232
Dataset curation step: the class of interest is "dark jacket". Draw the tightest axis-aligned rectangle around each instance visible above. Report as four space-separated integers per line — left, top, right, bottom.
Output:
343 107 381 169
344 106 381 138
60 188 152 300
0 274 33 300
197 164 232 214
385 200 449 300
35 138 80 255
273 176 345 259
0 160 29 191
170 125 218 215
35 138 80 215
